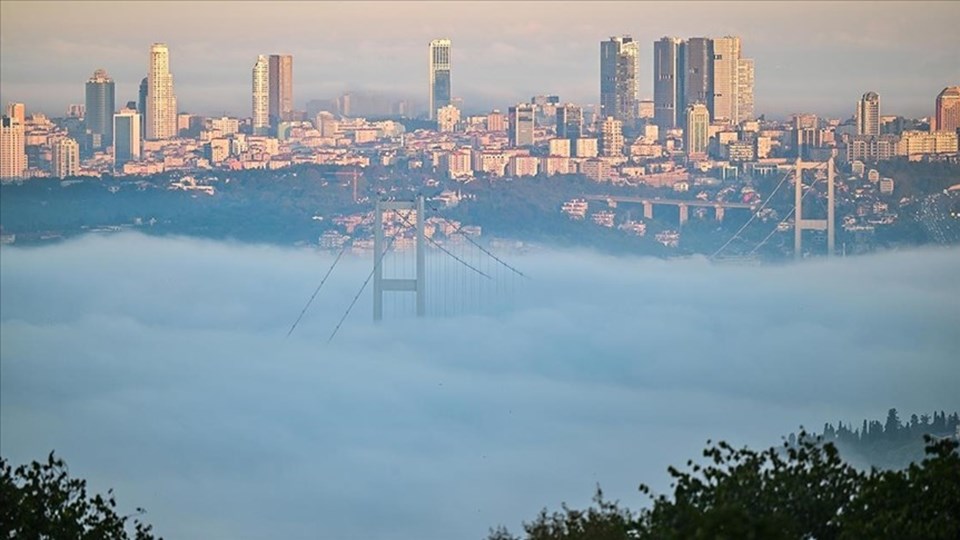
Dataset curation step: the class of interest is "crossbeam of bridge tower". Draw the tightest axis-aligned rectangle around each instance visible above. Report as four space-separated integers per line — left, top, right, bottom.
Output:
793 157 835 259
373 196 425 321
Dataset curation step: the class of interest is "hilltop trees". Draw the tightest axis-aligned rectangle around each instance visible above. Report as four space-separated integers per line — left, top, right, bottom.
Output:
488 429 960 540
806 408 959 470
0 452 159 539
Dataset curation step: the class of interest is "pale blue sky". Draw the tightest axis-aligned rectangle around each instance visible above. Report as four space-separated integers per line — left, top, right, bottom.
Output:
1 1 958 119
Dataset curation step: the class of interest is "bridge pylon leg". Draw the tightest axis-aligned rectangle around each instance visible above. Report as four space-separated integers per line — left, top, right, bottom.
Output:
373 196 426 322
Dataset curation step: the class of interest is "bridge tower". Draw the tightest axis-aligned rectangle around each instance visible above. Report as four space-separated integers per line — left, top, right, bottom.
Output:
793 157 835 259
373 196 425 320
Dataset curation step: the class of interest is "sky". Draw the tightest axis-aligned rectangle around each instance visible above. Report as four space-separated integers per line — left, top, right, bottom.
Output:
1 1 959 120
2 233 958 539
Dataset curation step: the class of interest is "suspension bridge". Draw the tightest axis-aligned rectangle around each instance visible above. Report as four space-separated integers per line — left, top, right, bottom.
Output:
288 195 527 342
289 157 836 340
710 157 836 260
587 157 837 259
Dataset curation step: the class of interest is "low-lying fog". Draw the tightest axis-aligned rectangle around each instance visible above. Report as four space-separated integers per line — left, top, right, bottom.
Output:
2 233 957 539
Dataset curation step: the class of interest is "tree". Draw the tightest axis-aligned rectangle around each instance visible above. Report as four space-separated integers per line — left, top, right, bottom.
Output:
492 487 637 540
884 408 901 439
489 434 960 540
841 436 960 539
0 452 159 539
633 434 861 540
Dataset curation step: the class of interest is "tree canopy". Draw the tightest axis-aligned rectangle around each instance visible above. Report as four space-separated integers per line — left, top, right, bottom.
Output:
489 434 960 540
1 452 159 539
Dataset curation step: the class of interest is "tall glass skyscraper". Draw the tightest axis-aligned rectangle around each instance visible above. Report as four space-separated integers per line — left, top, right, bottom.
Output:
683 37 714 125
600 36 639 126
138 77 148 139
146 43 177 140
252 55 270 135
653 37 685 132
268 54 293 129
711 36 741 125
85 68 115 148
428 39 451 120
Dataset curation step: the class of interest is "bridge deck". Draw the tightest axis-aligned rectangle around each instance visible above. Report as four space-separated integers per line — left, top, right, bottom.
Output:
583 195 755 209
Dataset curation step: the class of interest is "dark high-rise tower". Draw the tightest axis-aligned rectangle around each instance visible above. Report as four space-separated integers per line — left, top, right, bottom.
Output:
653 37 685 132
683 37 714 125
138 76 148 139
556 103 583 140
84 68 115 148
268 54 294 129
600 36 639 126
428 39 452 120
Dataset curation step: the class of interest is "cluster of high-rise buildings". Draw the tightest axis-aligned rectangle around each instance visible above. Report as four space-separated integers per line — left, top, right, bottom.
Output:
843 89 960 162
0 42 184 178
252 54 294 135
651 36 754 131
1 36 958 183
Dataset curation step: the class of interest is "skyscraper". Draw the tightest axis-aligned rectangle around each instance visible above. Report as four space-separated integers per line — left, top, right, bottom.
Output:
683 38 714 125
0 114 26 179
146 43 177 140
711 36 741 125
856 91 880 136
600 36 639 126
737 58 755 122
113 108 141 170
556 104 583 140
138 77 148 139
252 55 270 135
428 39 452 120
685 102 710 157
51 137 80 179
84 68 115 148
268 54 293 128
934 86 960 133
600 117 624 156
508 103 535 147
654 37 685 132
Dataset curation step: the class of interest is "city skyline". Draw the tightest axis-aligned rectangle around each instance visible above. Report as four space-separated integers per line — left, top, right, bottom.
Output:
1 1 958 120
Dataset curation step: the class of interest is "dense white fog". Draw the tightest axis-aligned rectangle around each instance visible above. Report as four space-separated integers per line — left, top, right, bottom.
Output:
2 233 958 539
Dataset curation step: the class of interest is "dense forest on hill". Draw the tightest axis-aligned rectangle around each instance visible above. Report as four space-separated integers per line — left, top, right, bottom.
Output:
803 409 959 470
